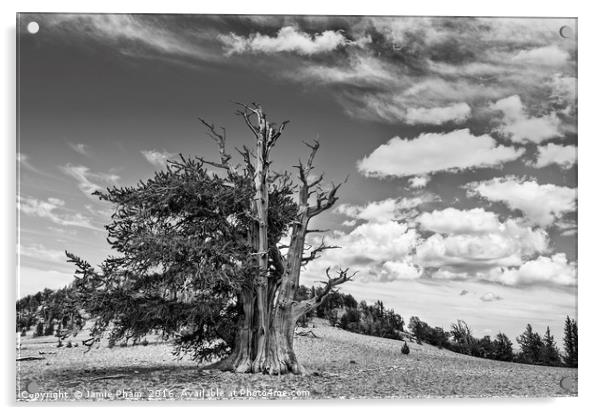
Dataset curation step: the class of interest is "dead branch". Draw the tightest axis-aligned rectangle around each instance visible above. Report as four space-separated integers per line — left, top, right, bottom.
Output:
292 267 356 319
235 103 289 169
198 118 232 167
235 145 255 176
302 238 340 264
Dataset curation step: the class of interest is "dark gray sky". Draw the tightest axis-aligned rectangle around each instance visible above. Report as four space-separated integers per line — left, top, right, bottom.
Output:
17 14 577 341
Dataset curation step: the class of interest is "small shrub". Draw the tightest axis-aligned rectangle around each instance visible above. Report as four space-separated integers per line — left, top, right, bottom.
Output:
401 341 410 355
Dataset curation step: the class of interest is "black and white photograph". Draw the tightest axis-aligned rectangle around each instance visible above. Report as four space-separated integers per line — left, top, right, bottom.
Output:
15 12 578 401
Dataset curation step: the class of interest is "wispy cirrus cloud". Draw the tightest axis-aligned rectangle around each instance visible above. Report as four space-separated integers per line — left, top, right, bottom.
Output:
287 17 576 126
60 164 119 198
19 243 67 264
68 142 90 156
39 14 221 63
17 153 43 174
510 45 570 67
18 196 101 231
405 102 471 125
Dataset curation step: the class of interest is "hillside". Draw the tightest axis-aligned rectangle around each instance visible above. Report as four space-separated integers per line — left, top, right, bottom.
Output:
16 319 577 401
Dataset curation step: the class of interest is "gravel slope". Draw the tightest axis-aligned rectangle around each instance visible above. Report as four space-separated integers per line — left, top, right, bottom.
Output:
16 319 577 401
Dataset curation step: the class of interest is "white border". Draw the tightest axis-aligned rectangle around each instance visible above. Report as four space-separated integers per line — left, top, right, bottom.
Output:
3 1 600 413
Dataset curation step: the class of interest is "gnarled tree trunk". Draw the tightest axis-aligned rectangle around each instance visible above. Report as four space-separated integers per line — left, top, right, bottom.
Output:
202 104 351 375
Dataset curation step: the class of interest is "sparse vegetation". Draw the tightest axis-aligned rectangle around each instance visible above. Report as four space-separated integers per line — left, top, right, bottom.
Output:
18 284 577 368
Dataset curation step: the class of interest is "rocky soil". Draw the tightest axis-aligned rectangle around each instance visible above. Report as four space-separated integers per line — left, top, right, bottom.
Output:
16 319 577 401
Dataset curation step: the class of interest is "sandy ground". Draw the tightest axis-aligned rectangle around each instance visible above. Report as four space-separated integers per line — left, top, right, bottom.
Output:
16 319 577 401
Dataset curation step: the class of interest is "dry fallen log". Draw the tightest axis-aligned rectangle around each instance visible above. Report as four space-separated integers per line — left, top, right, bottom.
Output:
17 356 45 361
295 330 320 338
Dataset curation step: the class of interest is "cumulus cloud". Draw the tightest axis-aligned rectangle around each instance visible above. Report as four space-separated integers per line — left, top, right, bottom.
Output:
415 207 549 279
404 102 471 125
416 228 545 273
141 149 176 169
490 95 562 143
417 208 501 235
321 200 557 286
480 292 503 302
336 195 436 223
408 175 430 189
532 143 577 169
466 176 576 227
219 26 370 56
491 253 577 286
426 253 577 287
306 198 573 287
60 164 119 197
303 221 420 283
18 196 101 231
357 129 524 178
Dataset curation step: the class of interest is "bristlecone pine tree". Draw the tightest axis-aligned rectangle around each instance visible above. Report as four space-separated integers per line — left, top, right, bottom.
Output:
67 103 353 375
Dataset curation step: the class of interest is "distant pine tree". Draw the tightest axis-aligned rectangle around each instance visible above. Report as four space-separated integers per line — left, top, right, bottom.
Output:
563 316 578 368
516 324 543 364
492 332 514 361
408 316 425 344
541 326 561 366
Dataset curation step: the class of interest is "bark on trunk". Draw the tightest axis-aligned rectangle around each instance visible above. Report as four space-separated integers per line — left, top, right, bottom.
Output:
205 105 344 375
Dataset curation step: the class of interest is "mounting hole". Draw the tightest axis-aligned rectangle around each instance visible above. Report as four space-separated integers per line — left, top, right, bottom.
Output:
559 25 574 39
27 21 39 34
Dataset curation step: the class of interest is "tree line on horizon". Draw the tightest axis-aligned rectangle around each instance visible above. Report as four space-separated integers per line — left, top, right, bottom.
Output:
295 286 577 368
18 283 577 368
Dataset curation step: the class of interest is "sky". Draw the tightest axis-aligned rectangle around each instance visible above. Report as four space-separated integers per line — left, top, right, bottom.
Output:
17 14 577 343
